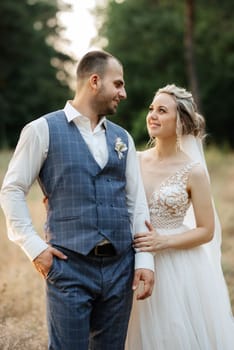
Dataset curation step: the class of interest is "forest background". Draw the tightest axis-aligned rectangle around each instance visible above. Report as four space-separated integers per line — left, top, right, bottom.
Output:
0 0 234 348
1 0 234 148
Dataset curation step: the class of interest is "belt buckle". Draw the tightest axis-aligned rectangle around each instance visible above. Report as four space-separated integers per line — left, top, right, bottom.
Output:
94 245 104 256
94 244 111 257
94 245 100 256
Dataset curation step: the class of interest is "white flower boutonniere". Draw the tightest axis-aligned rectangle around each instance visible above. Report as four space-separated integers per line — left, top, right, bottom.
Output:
115 137 128 159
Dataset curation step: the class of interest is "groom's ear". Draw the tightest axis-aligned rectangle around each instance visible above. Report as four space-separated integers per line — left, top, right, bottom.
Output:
89 74 101 92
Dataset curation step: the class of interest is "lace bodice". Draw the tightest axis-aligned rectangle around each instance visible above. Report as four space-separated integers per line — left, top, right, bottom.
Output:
149 162 197 229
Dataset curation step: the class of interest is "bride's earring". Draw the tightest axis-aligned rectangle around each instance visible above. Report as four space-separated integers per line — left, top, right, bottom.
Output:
147 136 156 148
176 134 181 151
176 114 182 151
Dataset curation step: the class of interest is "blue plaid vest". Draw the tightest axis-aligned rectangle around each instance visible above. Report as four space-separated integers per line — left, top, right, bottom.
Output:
38 110 132 255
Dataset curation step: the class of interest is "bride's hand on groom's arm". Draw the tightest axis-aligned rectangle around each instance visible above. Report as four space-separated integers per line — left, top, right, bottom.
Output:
133 220 169 252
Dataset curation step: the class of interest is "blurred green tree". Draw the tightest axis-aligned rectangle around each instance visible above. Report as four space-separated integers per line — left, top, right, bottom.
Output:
0 0 74 147
94 0 186 144
195 0 234 146
93 0 234 147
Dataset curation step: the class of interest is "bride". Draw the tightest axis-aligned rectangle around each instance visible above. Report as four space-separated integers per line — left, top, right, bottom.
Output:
126 84 234 349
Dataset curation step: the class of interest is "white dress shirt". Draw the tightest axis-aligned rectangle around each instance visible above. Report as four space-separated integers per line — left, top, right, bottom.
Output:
0 101 154 271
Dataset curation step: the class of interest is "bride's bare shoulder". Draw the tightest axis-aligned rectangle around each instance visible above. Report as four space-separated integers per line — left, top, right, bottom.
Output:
137 148 153 160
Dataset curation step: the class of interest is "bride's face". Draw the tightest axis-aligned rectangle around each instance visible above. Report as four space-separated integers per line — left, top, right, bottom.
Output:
146 92 177 139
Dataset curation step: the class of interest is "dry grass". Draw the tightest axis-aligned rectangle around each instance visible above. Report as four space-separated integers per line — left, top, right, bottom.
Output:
0 147 233 349
206 147 234 309
0 150 47 349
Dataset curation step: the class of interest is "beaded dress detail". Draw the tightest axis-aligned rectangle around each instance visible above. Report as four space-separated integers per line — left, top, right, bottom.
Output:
149 162 196 230
126 162 234 350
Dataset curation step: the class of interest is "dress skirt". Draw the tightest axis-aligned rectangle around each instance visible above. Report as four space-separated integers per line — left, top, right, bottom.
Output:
126 225 234 350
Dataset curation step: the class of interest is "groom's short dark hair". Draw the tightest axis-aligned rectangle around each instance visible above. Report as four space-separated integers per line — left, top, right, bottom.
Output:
76 50 121 80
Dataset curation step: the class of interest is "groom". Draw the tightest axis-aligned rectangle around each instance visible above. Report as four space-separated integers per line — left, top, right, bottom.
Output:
0 50 154 349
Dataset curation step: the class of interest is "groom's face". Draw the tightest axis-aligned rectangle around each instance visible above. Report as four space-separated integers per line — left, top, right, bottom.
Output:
92 58 127 117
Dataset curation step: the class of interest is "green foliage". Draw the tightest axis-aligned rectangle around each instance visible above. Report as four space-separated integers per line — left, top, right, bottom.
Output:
195 0 234 146
94 0 234 147
95 0 186 144
0 0 74 147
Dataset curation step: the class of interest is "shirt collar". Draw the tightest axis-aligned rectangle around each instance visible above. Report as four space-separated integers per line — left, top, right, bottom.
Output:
63 101 107 130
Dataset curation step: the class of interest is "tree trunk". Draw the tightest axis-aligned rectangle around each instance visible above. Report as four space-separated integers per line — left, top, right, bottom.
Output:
184 0 201 111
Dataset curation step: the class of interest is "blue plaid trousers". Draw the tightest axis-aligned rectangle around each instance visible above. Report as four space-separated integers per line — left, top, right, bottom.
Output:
46 246 134 350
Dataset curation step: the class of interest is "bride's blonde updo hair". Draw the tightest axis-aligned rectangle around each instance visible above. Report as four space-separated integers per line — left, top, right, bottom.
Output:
155 84 205 138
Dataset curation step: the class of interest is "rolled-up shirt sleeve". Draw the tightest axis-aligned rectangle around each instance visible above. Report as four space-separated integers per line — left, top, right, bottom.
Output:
125 132 154 272
0 118 49 260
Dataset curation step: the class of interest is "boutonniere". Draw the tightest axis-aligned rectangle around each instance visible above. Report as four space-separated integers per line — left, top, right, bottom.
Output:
115 137 128 159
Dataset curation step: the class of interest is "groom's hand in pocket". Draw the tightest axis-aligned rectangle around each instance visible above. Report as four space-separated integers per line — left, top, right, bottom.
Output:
33 246 67 278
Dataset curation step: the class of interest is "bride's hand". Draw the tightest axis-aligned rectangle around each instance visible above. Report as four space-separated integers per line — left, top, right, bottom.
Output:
133 221 169 252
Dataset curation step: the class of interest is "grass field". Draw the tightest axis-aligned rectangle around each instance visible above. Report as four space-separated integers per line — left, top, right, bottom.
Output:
0 148 233 349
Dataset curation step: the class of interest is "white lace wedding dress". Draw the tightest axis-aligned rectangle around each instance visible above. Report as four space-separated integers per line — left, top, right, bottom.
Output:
126 162 234 350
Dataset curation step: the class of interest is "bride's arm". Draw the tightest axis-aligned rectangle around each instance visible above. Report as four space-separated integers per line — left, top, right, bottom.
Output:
133 165 215 251
168 165 214 249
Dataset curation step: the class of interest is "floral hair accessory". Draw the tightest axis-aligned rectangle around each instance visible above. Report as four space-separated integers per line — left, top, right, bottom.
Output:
115 137 128 159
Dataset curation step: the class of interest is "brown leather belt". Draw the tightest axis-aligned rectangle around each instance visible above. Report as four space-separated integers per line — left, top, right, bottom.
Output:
89 243 116 257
